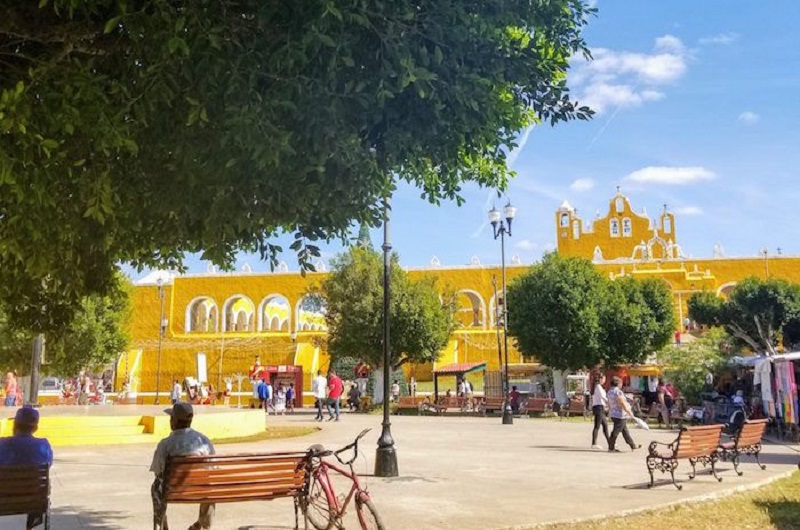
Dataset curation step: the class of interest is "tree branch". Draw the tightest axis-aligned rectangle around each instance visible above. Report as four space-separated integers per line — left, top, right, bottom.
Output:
727 322 764 353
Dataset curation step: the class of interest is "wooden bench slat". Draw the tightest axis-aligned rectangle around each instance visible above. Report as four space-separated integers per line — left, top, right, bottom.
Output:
0 465 50 519
169 471 304 487
170 454 307 465
169 462 304 475
167 483 304 501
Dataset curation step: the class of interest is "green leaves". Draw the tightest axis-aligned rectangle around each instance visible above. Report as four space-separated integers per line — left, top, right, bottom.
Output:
507 254 674 372
0 0 595 333
320 246 454 368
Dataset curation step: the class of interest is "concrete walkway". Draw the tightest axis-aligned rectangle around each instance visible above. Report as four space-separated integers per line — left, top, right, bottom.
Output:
1 411 798 529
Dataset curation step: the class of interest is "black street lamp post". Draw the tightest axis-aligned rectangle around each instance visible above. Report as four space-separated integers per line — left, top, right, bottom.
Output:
375 198 399 477
488 201 517 425
155 278 167 405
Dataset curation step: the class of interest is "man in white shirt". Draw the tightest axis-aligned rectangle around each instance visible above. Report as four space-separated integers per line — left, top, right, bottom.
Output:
170 379 182 405
151 403 215 530
311 370 328 422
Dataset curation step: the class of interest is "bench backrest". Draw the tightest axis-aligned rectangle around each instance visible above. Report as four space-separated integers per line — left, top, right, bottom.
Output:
0 464 50 517
524 398 552 411
436 396 462 408
735 419 768 448
675 424 724 459
165 452 309 504
568 399 585 412
484 397 505 406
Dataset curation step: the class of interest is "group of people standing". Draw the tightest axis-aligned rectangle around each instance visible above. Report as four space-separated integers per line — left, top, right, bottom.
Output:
256 379 295 415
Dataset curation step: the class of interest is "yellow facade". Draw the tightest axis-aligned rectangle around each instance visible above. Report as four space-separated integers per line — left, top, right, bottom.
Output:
126 192 800 395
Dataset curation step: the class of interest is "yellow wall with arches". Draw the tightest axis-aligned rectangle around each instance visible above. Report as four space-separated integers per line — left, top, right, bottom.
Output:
126 192 800 394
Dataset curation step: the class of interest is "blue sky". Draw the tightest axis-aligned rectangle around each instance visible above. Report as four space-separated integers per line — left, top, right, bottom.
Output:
135 1 800 279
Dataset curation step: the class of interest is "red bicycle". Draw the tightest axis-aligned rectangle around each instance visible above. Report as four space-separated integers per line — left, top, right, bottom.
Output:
302 428 386 530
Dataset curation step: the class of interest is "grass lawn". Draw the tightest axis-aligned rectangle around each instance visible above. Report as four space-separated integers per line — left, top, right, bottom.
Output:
212 425 319 445
536 470 800 530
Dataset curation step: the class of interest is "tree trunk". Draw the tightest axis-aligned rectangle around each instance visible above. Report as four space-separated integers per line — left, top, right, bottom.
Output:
552 369 569 405
372 369 385 404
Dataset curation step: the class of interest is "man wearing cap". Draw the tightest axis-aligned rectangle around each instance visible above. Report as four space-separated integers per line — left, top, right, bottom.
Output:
0 406 53 530
151 403 215 530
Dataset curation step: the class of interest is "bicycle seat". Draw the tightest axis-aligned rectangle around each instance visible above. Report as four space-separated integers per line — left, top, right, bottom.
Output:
308 444 332 457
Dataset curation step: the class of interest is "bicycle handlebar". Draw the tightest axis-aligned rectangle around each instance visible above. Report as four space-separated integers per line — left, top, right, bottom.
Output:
333 428 371 466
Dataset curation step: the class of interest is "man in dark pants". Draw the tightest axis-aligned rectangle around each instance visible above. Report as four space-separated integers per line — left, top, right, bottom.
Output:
607 376 641 453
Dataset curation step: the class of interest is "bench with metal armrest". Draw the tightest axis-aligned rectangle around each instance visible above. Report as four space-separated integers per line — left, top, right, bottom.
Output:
718 418 769 476
646 424 724 490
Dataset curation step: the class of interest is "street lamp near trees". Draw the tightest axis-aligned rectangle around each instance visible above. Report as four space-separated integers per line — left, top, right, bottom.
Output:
488 201 516 425
155 278 168 405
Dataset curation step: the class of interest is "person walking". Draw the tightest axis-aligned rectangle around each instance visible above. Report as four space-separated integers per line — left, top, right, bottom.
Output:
170 379 182 405
390 379 400 403
590 374 610 450
150 403 215 530
286 382 295 413
326 370 343 421
256 378 269 414
311 370 327 422
4 371 17 407
607 376 641 453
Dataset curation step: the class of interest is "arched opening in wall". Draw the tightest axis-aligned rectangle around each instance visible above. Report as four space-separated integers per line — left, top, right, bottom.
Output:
560 212 570 227
186 297 219 333
717 283 737 300
453 290 486 329
622 218 632 237
222 295 255 332
610 219 620 238
572 220 580 239
616 198 624 213
259 295 290 331
297 295 328 332
663 217 672 234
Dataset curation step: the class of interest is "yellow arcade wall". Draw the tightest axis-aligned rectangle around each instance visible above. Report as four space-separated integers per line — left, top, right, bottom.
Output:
127 193 800 394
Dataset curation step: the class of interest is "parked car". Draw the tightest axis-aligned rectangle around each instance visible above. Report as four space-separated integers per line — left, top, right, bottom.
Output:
39 377 62 392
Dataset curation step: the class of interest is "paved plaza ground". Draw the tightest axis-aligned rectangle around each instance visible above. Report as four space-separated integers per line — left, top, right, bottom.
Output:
1 408 798 529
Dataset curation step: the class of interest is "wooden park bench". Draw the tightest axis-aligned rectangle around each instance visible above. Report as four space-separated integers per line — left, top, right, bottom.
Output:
477 396 506 416
423 396 469 414
518 397 554 417
394 396 427 415
0 464 51 530
160 451 310 529
718 419 769 476
645 424 724 490
559 398 589 420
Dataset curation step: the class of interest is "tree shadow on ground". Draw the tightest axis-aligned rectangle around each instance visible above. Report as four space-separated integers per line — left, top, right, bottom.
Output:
755 500 800 530
50 506 129 529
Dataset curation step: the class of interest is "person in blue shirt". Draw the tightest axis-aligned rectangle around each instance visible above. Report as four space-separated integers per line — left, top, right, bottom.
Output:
0 406 53 530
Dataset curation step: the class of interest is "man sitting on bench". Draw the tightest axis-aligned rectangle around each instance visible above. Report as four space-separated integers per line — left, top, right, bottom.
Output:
151 403 216 530
0 406 53 530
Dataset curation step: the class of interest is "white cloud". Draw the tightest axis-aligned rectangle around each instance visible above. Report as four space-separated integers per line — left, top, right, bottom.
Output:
673 206 703 216
571 35 689 114
625 166 716 185
655 34 686 54
699 33 738 45
569 178 595 192
515 240 536 251
738 111 760 125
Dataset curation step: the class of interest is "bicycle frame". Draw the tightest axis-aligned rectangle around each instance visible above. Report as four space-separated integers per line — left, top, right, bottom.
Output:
311 457 371 521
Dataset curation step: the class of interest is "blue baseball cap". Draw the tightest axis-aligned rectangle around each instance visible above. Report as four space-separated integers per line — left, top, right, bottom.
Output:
14 406 39 426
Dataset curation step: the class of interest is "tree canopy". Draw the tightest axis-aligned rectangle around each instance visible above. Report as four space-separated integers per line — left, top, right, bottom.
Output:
0 1 594 332
0 274 131 376
318 246 454 369
656 327 731 405
507 254 674 372
688 277 800 354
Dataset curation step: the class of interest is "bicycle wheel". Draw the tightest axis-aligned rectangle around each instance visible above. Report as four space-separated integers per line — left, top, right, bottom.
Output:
303 474 335 530
356 498 386 530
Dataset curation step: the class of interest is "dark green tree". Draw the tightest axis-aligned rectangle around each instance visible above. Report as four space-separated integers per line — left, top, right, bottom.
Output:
319 246 454 370
0 1 594 332
689 277 800 353
0 275 131 376
508 255 675 400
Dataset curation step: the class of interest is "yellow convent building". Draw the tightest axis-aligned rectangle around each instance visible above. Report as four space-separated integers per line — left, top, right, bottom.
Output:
125 191 800 401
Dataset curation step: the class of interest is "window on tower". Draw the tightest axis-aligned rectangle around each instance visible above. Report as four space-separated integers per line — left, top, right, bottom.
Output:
616 198 624 213
560 212 570 227
572 220 580 239
610 219 619 237
663 216 672 234
622 218 632 237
